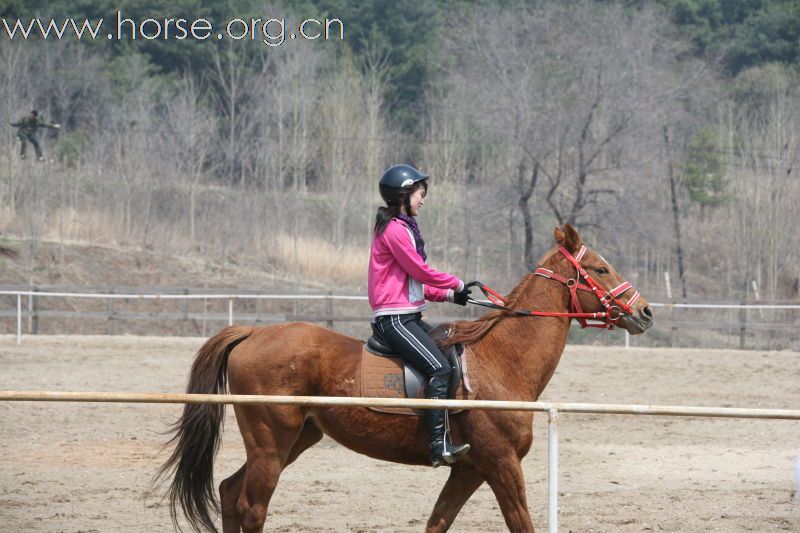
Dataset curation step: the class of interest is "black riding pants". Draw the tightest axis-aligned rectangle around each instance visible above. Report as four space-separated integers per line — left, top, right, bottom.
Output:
373 313 450 379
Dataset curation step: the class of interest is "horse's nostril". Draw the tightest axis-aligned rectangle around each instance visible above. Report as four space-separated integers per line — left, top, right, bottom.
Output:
640 306 653 321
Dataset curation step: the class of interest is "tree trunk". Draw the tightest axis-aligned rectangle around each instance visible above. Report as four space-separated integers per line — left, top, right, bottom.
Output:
663 125 688 299
189 185 196 242
518 160 539 270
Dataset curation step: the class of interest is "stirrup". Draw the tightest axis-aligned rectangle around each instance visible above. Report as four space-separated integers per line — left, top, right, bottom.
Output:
441 410 470 462
441 442 471 463
430 440 470 467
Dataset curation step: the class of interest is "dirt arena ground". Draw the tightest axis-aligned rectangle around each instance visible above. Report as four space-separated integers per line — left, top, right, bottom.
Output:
1 333 799 532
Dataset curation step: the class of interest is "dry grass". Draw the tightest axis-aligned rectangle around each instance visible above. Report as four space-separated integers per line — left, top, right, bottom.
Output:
0 204 14 230
41 207 122 246
0 201 464 293
272 233 368 288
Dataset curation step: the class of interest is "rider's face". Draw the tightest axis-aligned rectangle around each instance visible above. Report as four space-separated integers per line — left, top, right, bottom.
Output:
407 185 426 217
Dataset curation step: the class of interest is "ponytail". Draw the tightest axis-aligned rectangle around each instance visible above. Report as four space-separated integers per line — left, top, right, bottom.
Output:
374 206 401 236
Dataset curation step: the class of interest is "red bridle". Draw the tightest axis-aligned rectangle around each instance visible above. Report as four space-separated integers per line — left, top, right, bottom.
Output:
467 245 640 330
533 245 640 329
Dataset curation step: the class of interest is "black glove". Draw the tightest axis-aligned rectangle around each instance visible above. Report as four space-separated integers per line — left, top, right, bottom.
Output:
453 286 472 306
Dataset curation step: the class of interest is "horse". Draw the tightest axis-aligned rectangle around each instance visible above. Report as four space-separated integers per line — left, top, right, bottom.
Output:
156 224 653 532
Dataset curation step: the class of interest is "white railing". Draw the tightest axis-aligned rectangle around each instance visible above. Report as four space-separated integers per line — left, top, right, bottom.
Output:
0 289 368 344
2 289 800 347
1 390 798 533
650 302 800 309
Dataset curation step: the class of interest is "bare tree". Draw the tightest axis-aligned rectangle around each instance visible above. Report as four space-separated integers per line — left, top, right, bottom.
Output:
100 53 162 241
722 66 800 299
208 41 260 187
318 51 393 247
361 41 393 239
420 85 470 266
164 76 217 241
251 38 325 191
38 42 104 135
440 3 686 270
662 125 688 298
0 42 35 212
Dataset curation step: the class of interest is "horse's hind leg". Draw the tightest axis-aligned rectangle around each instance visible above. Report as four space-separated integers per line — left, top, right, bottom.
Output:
220 464 246 533
286 421 323 467
426 466 485 533
222 423 321 533
235 405 306 533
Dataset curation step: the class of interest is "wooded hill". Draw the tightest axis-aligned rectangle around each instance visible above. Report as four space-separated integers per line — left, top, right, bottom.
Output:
1 0 799 303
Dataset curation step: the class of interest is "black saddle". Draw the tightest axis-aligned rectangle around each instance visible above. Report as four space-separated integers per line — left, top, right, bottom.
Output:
365 323 464 400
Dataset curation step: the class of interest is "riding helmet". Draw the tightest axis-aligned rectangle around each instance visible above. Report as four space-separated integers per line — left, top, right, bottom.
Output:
378 164 429 206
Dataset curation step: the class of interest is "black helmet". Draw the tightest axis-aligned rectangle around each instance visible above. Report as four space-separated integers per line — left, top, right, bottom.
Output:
379 164 429 206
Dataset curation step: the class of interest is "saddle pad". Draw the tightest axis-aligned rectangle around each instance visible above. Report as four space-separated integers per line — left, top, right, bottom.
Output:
360 346 480 416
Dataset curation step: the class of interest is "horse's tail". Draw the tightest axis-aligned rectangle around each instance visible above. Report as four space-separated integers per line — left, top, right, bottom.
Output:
154 325 253 533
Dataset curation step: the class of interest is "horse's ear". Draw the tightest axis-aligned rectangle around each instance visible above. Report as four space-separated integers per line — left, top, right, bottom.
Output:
563 223 582 253
554 227 566 247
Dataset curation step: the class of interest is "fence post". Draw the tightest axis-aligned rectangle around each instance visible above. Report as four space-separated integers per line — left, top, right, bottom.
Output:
665 272 675 347
16 294 22 345
326 291 334 330
228 298 233 326
107 290 115 335
668 304 677 348
548 408 559 533
30 287 39 335
202 297 207 337
739 300 747 350
27 288 32 334
181 288 189 335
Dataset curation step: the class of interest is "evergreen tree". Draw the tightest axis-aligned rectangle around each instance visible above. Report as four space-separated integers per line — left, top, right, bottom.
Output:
681 127 727 216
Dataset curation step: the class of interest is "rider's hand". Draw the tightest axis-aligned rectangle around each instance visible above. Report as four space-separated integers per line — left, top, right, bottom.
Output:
453 287 472 306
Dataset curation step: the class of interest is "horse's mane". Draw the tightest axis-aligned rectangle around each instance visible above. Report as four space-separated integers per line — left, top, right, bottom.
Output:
441 272 537 347
441 245 564 348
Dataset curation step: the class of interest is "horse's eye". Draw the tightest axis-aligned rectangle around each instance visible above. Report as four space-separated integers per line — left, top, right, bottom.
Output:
595 267 608 275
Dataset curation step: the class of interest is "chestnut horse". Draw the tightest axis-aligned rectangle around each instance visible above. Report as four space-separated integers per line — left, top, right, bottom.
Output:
156 225 653 532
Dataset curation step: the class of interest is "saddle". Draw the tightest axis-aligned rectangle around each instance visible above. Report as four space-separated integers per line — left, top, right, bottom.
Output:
360 324 480 416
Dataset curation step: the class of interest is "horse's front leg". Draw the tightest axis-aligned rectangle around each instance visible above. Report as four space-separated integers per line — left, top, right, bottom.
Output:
426 465 484 533
480 456 535 532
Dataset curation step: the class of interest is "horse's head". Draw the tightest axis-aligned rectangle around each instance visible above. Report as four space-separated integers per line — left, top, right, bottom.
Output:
548 224 653 334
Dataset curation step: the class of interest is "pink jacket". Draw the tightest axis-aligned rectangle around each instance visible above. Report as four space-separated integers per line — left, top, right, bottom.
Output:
368 218 464 316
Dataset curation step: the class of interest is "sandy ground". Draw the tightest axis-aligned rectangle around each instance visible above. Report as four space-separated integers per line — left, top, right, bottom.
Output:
1 334 799 532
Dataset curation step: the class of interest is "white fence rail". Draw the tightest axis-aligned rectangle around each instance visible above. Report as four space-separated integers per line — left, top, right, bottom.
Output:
2 288 800 348
0 289 366 344
2 390 799 533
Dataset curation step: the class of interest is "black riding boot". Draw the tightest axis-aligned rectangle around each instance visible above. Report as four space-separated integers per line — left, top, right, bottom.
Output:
424 373 470 467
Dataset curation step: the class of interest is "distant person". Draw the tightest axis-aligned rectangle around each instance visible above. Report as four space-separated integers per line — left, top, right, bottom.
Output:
9 109 60 161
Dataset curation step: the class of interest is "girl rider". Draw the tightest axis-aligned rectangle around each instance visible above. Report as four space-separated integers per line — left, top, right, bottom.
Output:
368 164 471 467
